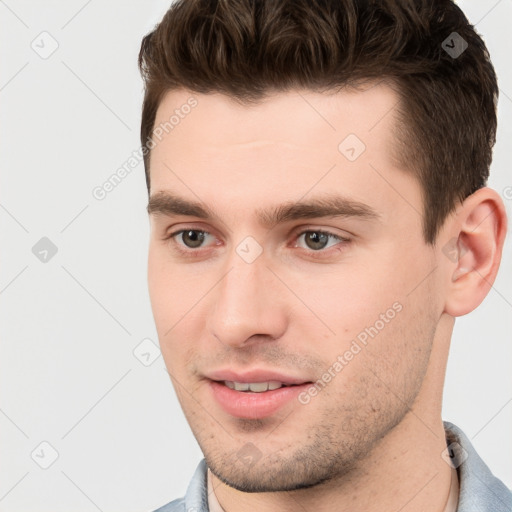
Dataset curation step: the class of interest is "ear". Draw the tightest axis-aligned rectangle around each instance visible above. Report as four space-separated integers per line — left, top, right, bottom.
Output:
442 187 508 317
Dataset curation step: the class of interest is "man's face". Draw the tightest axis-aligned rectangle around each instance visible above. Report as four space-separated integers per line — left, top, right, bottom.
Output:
147 85 444 491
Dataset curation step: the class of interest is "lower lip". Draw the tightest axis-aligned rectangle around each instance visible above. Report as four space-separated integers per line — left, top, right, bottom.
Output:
208 380 311 419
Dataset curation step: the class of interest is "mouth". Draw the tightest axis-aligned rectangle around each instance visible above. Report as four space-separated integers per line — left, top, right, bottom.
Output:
222 380 301 392
205 371 313 419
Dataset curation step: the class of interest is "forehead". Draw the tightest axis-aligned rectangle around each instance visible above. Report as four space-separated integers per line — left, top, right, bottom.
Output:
152 84 401 161
147 84 419 229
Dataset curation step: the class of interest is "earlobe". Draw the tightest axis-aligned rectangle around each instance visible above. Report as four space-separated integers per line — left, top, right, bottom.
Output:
443 187 507 317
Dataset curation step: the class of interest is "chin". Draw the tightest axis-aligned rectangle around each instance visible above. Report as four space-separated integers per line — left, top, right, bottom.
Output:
204 449 351 493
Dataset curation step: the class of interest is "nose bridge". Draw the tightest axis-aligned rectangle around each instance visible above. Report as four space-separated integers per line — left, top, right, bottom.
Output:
222 257 260 311
207 244 285 347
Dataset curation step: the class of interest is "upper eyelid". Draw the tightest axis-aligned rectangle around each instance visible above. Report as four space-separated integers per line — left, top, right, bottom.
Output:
166 226 344 237
167 227 214 240
165 220 351 234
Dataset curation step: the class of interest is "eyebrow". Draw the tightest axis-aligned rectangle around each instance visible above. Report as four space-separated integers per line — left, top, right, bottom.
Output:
147 191 380 229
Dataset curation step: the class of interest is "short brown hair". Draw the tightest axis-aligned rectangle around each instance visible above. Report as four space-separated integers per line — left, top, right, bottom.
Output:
138 0 498 243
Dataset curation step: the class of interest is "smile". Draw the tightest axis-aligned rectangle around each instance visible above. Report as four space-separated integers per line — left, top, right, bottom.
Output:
223 381 296 392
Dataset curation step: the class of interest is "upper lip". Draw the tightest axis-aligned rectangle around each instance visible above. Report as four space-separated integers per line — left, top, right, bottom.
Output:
206 369 312 385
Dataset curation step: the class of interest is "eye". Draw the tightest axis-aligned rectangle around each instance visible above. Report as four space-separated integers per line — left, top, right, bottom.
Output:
168 229 215 250
164 227 349 258
295 230 348 251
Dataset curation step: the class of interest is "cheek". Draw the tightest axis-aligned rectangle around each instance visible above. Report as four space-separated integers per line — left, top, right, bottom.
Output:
148 245 189 331
148 250 183 362
291 256 435 377
286 263 401 338
147 243 166 304
148 250 205 372
325 301 434 414
360 288 436 390
159 324 199 389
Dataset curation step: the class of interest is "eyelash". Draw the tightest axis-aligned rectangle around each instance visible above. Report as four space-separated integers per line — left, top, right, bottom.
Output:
164 228 350 259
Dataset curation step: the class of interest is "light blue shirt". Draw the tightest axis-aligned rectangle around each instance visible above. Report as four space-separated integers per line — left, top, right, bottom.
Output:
153 421 512 512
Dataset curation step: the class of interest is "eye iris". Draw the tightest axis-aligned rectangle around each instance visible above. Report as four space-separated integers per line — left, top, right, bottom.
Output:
182 230 205 248
305 232 328 250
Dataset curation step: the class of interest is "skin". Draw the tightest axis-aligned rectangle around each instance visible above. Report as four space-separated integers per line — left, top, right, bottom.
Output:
147 84 507 512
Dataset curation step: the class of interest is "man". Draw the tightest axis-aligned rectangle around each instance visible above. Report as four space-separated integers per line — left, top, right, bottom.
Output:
139 0 511 510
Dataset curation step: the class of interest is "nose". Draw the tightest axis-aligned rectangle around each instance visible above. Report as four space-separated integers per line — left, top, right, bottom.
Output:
206 250 288 348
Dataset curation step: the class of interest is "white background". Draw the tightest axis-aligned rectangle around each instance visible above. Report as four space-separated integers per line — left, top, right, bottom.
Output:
0 1 510 511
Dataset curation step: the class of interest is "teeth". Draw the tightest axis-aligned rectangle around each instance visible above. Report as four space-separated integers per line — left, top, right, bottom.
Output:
224 381 285 392
247 382 270 392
